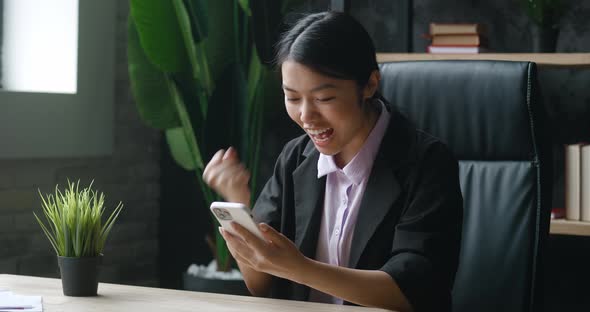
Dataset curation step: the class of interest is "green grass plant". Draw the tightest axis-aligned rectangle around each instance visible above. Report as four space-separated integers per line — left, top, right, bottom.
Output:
34 180 123 257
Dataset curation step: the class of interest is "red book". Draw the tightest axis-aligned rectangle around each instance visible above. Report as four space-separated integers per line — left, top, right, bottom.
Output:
551 208 565 219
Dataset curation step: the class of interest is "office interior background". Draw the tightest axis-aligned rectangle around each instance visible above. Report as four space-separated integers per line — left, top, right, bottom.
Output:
0 0 589 311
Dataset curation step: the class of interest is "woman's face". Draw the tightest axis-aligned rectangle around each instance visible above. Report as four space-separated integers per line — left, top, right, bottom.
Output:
281 61 378 167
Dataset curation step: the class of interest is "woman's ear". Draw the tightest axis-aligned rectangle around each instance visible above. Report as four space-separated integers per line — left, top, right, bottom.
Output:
363 70 381 100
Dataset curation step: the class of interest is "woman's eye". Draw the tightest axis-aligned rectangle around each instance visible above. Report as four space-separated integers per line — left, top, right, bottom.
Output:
316 97 335 102
286 98 300 102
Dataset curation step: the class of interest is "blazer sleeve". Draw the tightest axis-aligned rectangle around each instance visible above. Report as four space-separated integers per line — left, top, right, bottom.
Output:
252 155 284 231
252 138 299 231
379 140 463 312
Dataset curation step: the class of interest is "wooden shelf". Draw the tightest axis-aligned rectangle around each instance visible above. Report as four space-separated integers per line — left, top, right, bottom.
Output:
550 219 590 236
376 53 590 67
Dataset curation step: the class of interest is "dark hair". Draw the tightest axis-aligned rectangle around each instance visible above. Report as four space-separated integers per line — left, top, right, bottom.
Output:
275 12 379 96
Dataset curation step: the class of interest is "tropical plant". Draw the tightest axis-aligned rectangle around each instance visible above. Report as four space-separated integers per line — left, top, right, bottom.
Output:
34 181 124 257
521 0 564 26
127 0 302 271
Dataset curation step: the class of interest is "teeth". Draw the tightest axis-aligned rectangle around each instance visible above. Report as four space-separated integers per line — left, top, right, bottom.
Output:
307 128 331 135
307 128 332 143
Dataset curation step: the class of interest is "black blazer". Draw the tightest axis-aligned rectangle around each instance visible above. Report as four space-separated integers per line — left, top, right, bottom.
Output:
253 105 463 312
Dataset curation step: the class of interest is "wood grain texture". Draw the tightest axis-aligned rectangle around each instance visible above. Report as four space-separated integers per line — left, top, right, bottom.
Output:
376 53 590 66
550 219 590 236
0 275 392 312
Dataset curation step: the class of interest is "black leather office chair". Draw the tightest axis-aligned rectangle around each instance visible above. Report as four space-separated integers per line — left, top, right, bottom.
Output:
379 61 552 312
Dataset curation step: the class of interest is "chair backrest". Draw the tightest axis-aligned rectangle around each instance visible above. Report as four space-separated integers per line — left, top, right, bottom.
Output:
379 61 552 312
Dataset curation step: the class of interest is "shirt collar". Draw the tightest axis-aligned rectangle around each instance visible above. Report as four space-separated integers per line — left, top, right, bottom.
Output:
317 99 391 185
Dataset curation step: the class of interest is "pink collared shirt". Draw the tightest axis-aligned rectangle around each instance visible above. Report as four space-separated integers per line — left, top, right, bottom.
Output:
308 100 391 304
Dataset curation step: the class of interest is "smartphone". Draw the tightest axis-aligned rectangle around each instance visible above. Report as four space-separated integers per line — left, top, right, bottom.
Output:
210 201 265 241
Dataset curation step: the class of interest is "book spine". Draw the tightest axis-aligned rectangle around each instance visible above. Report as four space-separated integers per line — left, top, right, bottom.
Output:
429 23 479 35
429 44 481 47
581 145 590 221
565 144 582 221
426 45 480 54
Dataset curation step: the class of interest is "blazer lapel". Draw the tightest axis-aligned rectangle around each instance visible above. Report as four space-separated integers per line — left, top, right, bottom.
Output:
292 140 325 301
293 140 325 259
348 107 412 269
348 151 400 269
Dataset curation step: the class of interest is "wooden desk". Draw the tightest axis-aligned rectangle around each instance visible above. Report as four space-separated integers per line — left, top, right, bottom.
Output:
0 274 391 312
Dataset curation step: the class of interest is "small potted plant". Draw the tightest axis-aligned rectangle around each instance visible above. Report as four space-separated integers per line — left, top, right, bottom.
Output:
34 180 123 296
521 0 565 52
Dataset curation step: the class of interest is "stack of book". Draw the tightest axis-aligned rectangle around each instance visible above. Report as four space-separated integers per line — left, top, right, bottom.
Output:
427 23 486 54
565 143 590 221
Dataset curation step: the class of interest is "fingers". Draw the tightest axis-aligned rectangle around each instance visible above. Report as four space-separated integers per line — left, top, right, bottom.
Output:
258 223 287 247
203 147 240 182
219 227 255 267
231 222 266 250
214 163 250 187
223 146 239 162
202 147 251 202
207 164 250 200
202 149 225 182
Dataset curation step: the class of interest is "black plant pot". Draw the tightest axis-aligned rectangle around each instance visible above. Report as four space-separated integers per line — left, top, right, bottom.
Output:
57 255 101 296
530 23 559 52
183 272 250 296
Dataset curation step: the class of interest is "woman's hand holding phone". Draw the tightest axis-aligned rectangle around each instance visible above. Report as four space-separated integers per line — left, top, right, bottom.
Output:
204 149 308 293
202 147 251 206
219 221 309 282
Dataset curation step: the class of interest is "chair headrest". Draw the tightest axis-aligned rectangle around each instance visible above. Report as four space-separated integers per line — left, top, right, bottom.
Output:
379 61 540 161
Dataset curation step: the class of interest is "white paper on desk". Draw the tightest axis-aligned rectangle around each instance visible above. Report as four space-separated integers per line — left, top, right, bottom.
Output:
0 291 43 312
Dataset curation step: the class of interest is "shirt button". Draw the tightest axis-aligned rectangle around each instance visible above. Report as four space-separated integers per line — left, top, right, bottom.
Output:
334 228 340 236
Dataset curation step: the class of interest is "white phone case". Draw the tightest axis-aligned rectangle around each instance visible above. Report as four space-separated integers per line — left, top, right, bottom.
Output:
210 201 265 240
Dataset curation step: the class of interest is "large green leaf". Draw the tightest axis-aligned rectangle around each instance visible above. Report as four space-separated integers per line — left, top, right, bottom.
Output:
130 0 188 72
166 76 204 170
127 0 297 272
237 0 251 16
247 66 282 196
183 0 208 42
165 127 196 170
245 45 263 137
172 0 211 96
128 18 180 129
204 0 238 83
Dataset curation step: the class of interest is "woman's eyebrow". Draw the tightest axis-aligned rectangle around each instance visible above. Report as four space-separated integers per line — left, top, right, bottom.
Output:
282 83 337 93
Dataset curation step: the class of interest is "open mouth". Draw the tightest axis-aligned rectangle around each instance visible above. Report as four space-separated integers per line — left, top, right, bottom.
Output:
307 128 334 145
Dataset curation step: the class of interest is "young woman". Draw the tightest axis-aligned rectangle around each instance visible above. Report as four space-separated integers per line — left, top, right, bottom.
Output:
202 12 463 312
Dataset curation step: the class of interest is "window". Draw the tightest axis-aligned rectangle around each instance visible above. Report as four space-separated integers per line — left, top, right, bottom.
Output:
0 0 116 158
2 0 78 93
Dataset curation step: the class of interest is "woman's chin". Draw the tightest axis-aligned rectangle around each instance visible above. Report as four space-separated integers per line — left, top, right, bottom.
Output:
313 140 339 156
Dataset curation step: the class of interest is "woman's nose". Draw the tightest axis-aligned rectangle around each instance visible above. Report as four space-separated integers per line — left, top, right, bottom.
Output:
299 100 316 123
